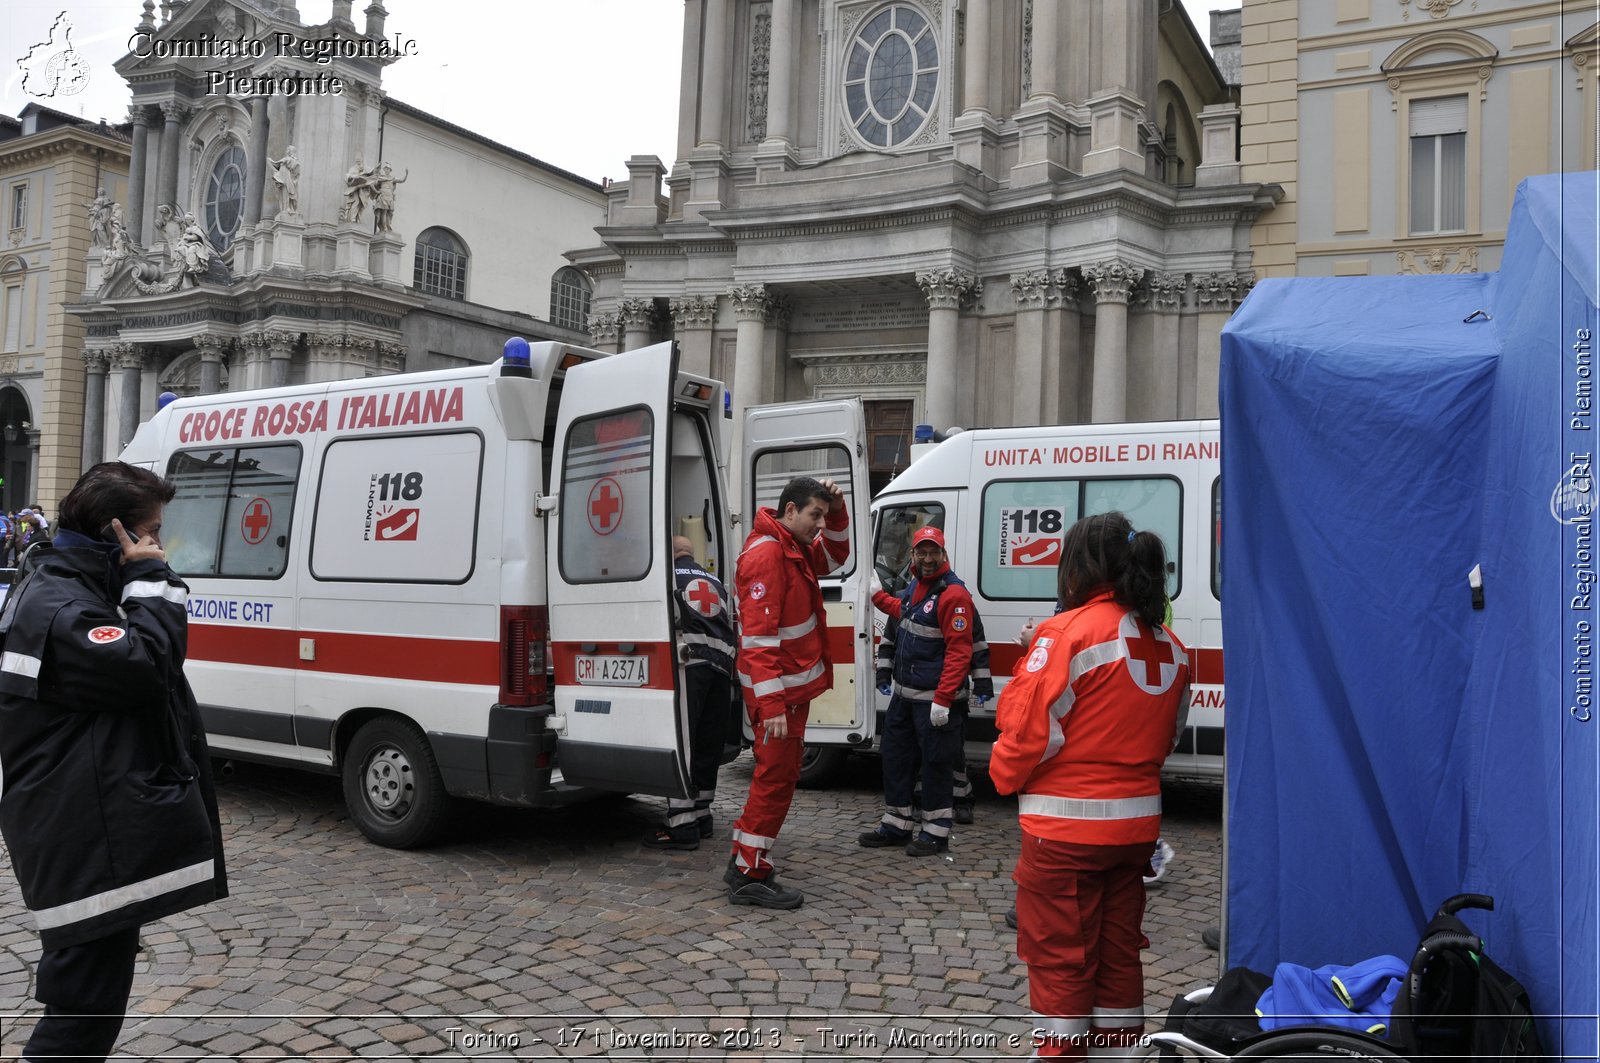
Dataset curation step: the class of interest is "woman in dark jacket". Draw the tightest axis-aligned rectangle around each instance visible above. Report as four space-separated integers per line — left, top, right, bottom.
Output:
0 462 227 1063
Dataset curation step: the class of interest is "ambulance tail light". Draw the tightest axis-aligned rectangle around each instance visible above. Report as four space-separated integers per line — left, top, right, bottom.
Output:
500 605 549 706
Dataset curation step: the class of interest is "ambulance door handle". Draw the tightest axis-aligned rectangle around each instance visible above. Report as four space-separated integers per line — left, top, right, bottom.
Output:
299 638 316 661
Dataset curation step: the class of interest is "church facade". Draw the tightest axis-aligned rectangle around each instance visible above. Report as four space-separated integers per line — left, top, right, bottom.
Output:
570 0 1279 488
63 0 607 504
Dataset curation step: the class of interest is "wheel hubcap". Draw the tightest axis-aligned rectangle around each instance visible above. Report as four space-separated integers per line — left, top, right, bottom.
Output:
364 745 413 817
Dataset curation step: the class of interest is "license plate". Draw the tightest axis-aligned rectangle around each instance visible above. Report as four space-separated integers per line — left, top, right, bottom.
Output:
574 654 649 687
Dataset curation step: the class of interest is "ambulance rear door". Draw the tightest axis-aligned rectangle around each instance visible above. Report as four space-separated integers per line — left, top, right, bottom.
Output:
547 342 691 798
740 399 872 748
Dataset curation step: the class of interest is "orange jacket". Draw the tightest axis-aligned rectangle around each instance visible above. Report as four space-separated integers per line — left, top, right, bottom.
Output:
989 589 1191 845
735 504 851 720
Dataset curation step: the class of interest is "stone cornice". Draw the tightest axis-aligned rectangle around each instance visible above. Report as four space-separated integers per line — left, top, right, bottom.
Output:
0 131 133 169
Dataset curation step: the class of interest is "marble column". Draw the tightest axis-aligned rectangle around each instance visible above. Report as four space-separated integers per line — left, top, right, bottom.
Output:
587 312 623 356
760 0 797 153
244 96 269 225
1046 270 1086 424
267 331 296 389
1011 0 1070 185
197 336 226 395
1147 273 1185 421
727 284 771 520
671 295 718 378
916 269 981 432
115 345 145 451
1084 260 1143 424
1193 272 1253 420
156 102 187 213
126 107 151 246
698 0 731 148
962 0 991 117
81 349 109 468
617 299 656 351
1010 270 1053 427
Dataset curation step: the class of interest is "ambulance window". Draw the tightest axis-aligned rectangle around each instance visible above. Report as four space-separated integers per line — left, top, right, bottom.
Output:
874 503 944 596
164 444 300 579
751 445 857 577
559 407 654 583
310 431 483 584
1211 477 1222 600
1082 478 1182 600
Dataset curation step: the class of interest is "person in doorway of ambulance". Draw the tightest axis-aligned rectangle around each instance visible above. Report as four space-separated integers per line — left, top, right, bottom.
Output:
990 512 1190 1059
724 475 850 909
860 526 981 855
0 462 227 1063
643 535 740 850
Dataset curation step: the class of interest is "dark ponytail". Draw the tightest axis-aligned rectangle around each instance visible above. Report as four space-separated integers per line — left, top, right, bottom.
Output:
1056 511 1169 627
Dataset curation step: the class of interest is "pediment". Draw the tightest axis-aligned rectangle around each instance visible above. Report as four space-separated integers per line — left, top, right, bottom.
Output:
1382 29 1498 73
1569 22 1600 49
116 0 276 75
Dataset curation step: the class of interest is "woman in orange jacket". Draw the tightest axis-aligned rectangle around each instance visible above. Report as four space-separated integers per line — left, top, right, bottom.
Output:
990 511 1191 1059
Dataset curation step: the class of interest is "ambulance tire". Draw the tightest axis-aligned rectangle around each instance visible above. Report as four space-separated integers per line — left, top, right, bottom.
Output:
1229 1030 1406 1061
796 744 848 789
343 717 453 849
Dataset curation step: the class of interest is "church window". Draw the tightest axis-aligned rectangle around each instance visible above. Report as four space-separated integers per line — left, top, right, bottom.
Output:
414 227 468 300
550 267 592 332
204 143 246 251
845 3 940 148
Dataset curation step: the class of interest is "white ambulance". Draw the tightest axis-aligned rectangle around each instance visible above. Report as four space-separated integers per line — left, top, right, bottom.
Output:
799 420 1223 786
119 339 870 848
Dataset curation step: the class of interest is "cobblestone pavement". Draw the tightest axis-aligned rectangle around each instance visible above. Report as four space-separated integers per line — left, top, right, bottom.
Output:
0 753 1223 1060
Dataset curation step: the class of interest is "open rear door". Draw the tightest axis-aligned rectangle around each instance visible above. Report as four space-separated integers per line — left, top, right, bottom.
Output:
548 342 689 797
741 400 872 749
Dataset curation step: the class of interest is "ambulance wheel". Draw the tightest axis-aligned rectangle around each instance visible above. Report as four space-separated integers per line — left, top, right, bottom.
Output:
1230 1030 1405 1061
796 744 847 789
343 718 452 849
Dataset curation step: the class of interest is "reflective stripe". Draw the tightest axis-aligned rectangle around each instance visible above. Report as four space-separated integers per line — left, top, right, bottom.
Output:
732 828 777 850
740 659 826 697
737 535 779 564
1017 794 1163 821
741 674 787 698
1171 684 1192 750
121 579 186 606
682 631 737 658
1041 686 1075 764
666 809 700 828
1037 639 1123 766
1 651 41 678
898 618 942 639
742 634 782 649
778 616 817 639
821 527 850 542
881 806 916 832
1092 1006 1145 1027
891 681 937 700
32 859 213 931
1332 976 1353 1009
1036 1016 1089 1038
1070 639 1125 683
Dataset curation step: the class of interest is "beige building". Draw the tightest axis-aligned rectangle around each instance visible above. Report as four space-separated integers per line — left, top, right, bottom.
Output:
0 105 131 510
571 0 1280 490
67 0 608 497
1241 0 1600 279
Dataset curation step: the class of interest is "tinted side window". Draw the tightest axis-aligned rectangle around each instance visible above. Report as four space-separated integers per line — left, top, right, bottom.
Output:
559 408 653 584
873 502 945 596
165 444 300 579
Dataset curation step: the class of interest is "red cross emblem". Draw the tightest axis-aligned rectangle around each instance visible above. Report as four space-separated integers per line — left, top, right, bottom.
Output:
88 626 126 645
1121 613 1180 694
684 578 722 617
241 497 272 545
587 477 623 536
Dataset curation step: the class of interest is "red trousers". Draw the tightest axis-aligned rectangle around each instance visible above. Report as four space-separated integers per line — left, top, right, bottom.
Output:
729 703 809 879
1014 833 1151 1059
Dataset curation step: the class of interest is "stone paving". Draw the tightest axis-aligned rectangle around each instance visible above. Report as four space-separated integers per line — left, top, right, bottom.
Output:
0 754 1224 1060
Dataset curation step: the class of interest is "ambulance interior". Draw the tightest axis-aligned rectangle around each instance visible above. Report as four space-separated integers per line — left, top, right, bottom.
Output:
669 410 725 576
749 446 859 592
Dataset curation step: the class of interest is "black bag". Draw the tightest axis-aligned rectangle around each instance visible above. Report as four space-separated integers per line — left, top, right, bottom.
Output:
1168 966 1272 1053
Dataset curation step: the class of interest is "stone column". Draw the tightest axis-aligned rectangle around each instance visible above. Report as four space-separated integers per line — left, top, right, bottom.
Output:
156 102 187 213
698 0 730 149
758 0 797 163
126 107 151 246
1084 260 1143 423
267 331 296 388
916 269 981 432
1010 270 1053 427
115 344 145 451
588 312 622 355
1046 270 1085 424
671 295 718 377
1147 273 1185 421
81 349 109 468
244 96 269 225
1193 271 1253 419
197 335 227 395
1011 0 1070 186
726 284 772 519
617 299 656 351
962 0 991 118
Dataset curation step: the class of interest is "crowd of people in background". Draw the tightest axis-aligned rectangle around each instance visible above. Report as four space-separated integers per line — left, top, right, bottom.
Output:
0 504 50 568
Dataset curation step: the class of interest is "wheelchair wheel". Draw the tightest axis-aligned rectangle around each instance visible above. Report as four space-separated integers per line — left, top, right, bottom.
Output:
1231 1029 1408 1061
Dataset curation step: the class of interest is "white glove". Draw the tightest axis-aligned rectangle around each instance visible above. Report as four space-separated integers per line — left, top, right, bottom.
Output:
930 703 951 727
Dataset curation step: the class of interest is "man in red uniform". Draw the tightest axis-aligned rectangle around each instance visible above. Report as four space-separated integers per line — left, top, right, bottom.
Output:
990 512 1190 1059
724 475 849 909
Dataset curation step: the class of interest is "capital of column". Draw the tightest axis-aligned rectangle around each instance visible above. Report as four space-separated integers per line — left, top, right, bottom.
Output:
159 101 190 125
1192 270 1256 313
1148 272 1187 314
82 347 112 373
111 342 145 370
1083 260 1145 306
616 298 658 331
1010 270 1055 312
670 294 718 330
1051 268 1085 310
588 311 621 346
127 104 154 128
917 269 982 312
195 334 229 361
726 284 772 322
376 341 406 373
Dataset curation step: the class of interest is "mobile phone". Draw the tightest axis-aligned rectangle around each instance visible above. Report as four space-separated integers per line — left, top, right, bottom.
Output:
99 521 123 544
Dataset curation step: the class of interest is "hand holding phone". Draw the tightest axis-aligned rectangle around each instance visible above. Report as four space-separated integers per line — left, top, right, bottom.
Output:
108 517 165 565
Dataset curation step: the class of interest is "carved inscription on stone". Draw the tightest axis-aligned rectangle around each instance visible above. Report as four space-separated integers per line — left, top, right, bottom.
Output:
791 296 926 333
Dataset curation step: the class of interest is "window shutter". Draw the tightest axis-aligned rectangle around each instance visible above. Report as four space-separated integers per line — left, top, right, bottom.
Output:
1410 96 1468 137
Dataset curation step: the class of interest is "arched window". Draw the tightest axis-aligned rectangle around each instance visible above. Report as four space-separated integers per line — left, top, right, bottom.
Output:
549 267 592 332
413 227 468 300
204 142 247 251
844 4 939 148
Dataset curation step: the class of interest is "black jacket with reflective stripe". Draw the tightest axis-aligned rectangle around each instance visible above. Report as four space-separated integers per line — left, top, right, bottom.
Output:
875 574 993 700
674 557 736 676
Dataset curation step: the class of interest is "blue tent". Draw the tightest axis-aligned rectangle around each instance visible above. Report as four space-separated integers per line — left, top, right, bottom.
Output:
1221 171 1599 1058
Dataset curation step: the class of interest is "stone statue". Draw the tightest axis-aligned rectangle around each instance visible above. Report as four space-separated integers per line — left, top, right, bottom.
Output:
101 203 132 276
370 161 408 233
267 145 301 215
341 157 374 223
156 203 184 266
88 187 115 249
177 210 211 284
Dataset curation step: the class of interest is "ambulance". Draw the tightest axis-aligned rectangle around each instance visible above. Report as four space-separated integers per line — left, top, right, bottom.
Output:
119 339 870 848
798 420 1223 786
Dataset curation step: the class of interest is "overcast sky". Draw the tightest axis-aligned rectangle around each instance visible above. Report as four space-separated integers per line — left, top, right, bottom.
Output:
4 0 1241 185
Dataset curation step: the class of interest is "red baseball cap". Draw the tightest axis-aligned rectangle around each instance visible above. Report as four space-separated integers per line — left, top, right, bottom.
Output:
911 526 946 550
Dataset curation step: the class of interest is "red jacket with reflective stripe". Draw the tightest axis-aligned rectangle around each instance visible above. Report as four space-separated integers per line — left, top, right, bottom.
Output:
735 505 851 721
989 589 1191 845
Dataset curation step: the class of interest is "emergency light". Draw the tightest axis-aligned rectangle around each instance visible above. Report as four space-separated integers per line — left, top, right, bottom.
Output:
914 423 935 443
157 391 179 411
501 336 533 378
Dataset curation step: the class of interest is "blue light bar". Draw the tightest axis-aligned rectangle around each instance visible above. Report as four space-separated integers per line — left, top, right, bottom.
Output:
157 391 179 411
914 423 934 443
502 336 533 378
